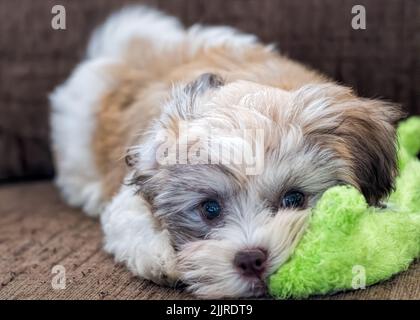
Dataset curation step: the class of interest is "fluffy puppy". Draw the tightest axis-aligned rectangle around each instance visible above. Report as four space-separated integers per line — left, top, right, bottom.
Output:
50 6 402 298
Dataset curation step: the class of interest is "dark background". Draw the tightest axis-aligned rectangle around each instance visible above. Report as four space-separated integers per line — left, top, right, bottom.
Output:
0 0 419 181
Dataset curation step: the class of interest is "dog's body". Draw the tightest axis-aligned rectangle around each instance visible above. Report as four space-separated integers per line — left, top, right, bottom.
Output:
50 7 402 297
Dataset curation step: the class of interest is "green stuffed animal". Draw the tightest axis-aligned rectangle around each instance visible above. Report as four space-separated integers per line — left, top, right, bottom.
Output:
269 116 420 299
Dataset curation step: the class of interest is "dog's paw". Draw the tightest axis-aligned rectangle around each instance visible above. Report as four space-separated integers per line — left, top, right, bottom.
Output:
101 184 180 286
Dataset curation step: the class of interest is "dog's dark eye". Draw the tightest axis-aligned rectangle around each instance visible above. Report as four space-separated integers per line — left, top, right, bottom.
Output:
281 191 305 209
201 200 222 220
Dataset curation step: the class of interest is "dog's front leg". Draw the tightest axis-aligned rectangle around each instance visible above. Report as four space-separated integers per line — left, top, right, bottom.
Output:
101 184 179 285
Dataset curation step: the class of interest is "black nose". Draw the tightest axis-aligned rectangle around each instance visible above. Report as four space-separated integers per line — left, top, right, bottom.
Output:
233 249 267 278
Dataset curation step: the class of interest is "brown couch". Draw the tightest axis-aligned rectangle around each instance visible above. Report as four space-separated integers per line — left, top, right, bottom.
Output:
0 0 419 299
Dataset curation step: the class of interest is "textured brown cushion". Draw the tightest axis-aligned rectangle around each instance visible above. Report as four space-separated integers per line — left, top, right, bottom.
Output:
0 0 419 180
0 181 418 299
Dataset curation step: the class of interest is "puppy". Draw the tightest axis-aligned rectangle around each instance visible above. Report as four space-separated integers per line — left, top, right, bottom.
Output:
50 6 402 298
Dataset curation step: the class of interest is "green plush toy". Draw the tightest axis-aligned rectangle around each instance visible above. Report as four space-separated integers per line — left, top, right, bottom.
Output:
269 116 420 299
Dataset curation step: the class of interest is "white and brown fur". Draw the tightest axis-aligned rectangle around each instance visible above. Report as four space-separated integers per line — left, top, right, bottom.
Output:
50 6 402 298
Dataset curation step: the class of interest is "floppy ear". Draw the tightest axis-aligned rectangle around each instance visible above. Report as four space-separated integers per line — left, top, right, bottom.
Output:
297 84 404 206
333 97 403 205
184 72 224 98
168 72 224 121
124 73 224 179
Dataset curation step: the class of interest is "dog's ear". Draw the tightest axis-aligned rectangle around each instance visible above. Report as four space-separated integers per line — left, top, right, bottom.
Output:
298 84 404 206
125 73 224 177
334 98 403 205
184 72 224 97
168 72 224 121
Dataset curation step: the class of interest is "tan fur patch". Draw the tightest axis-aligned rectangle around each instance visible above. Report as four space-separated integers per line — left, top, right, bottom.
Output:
92 40 329 199
92 36 400 204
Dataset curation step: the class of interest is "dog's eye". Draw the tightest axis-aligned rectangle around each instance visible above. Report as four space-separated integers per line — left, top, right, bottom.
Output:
201 200 222 220
281 191 305 209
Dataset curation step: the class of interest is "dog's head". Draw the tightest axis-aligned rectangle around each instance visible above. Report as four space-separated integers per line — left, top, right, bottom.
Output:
127 73 402 297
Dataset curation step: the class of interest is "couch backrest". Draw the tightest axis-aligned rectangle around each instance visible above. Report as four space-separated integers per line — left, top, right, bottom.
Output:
0 0 419 181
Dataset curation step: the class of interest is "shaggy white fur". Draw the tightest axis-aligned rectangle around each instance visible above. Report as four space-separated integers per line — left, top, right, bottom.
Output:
49 58 117 216
101 182 179 284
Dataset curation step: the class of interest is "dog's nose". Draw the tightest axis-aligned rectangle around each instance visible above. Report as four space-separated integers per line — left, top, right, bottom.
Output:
233 248 267 278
